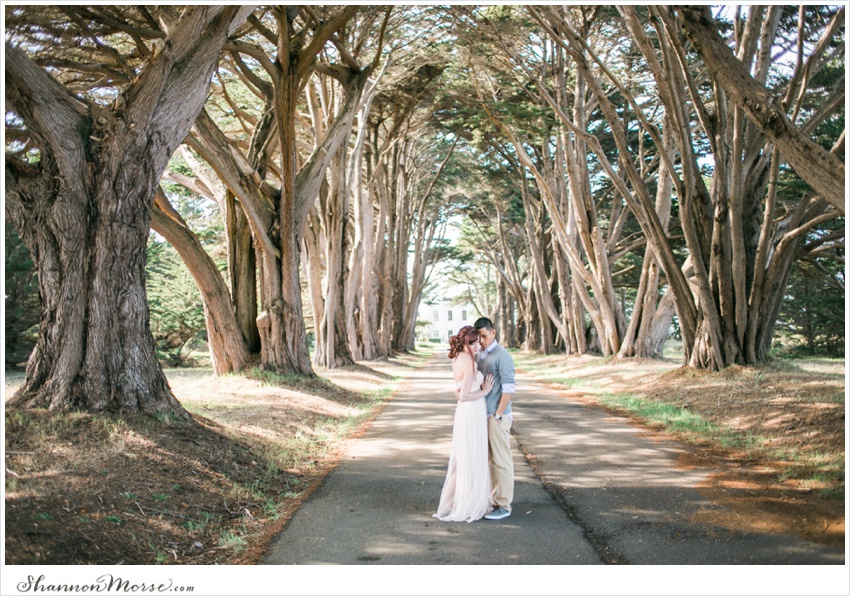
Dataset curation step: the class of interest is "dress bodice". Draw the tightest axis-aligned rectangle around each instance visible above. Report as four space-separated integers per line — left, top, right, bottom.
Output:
456 370 484 390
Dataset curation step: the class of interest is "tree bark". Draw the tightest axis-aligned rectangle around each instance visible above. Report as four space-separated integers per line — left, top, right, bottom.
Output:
316 145 356 368
226 192 261 353
264 7 364 374
618 115 675 359
4 7 252 416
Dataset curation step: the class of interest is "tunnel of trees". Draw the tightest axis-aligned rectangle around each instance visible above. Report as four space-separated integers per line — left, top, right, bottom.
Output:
4 5 845 416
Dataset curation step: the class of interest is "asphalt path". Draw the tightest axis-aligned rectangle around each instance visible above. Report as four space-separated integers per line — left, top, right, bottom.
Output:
261 355 844 566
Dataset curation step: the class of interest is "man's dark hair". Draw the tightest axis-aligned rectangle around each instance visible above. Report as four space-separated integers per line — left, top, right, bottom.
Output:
473 317 494 331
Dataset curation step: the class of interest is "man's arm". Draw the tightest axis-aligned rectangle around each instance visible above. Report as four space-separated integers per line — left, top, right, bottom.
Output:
494 350 516 417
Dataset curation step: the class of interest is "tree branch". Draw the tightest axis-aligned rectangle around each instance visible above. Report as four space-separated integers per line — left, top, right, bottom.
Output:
295 6 360 81
4 42 89 183
677 6 845 214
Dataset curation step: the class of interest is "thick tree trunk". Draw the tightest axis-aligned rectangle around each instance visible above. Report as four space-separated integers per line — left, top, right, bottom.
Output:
343 62 387 360
6 151 185 416
4 7 252 415
317 152 356 368
265 59 370 374
357 184 380 360
355 149 380 360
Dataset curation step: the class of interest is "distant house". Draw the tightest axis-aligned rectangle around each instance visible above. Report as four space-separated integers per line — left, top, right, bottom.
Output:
417 300 479 343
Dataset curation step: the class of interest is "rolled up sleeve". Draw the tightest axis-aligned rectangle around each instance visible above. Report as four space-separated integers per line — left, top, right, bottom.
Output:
500 351 516 394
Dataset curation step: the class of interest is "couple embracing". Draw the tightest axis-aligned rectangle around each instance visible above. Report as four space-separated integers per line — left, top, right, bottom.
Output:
433 317 516 523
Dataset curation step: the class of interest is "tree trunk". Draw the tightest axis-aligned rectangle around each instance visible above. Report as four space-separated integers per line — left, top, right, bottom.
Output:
618 115 675 359
357 163 380 360
522 175 570 346
151 190 250 375
6 156 184 416
645 289 676 357
303 207 326 360
4 7 252 415
226 192 261 353
317 148 356 368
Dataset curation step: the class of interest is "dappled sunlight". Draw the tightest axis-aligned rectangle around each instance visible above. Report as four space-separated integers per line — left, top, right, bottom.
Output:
204 349 845 565
176 375 360 421
792 359 845 376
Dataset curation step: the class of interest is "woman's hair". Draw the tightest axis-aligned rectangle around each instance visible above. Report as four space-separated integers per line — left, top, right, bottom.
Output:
448 325 479 359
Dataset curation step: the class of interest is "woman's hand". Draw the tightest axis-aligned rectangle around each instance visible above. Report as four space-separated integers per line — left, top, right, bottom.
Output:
482 374 495 393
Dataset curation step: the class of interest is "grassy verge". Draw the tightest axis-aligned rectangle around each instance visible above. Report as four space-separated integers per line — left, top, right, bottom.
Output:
4 347 434 565
511 348 845 497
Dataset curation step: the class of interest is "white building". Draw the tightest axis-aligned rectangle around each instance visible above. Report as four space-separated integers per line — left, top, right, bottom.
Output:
417 300 480 343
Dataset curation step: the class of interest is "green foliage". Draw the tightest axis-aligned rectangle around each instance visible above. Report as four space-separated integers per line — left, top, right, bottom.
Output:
4 226 40 367
775 255 845 357
145 239 207 367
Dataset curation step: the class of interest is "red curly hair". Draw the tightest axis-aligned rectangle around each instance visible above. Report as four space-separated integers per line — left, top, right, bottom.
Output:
448 325 479 359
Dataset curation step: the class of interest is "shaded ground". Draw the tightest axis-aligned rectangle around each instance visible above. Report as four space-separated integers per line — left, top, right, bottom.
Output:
4 352 427 565
4 347 845 564
512 350 845 549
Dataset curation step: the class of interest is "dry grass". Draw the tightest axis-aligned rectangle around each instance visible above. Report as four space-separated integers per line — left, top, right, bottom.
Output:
4 349 431 565
5 343 844 562
512 345 845 546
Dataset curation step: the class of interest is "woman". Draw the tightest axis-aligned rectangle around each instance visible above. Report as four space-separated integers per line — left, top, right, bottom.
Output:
433 325 495 522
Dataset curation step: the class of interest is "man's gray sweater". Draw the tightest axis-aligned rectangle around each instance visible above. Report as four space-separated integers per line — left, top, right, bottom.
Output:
477 343 516 416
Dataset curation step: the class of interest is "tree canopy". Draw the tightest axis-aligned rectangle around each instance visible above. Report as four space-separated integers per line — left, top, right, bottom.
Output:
4 5 844 414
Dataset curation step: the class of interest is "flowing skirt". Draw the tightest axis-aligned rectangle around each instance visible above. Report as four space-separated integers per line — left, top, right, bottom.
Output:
433 397 491 522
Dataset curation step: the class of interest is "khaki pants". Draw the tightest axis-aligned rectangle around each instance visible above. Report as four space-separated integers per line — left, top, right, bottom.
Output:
487 416 514 512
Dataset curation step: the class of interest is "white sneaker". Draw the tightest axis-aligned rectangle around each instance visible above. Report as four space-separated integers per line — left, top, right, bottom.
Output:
484 507 511 520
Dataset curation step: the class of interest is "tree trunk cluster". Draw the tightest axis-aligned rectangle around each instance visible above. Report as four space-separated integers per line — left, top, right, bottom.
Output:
4 5 843 417
461 5 843 368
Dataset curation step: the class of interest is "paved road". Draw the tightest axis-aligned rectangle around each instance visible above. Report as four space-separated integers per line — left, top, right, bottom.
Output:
261 355 844 565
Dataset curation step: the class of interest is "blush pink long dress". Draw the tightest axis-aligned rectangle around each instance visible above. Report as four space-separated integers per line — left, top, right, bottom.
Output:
433 370 491 522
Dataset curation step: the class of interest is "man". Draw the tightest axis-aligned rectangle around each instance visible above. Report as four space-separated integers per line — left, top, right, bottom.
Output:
473 317 515 520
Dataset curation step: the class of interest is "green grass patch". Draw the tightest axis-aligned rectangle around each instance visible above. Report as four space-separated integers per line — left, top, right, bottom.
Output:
149 543 168 564
597 391 777 454
775 451 845 489
597 391 843 492
263 499 286 520
599 392 718 435
183 512 222 534
218 529 247 551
